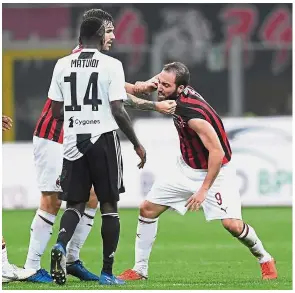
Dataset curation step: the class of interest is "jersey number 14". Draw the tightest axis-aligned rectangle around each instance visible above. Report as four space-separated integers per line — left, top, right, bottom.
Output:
64 72 102 111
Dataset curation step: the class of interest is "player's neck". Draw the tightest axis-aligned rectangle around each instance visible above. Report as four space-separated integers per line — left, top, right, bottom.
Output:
82 43 102 51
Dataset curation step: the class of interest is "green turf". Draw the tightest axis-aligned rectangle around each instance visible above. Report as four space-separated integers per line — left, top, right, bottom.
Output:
2 207 292 290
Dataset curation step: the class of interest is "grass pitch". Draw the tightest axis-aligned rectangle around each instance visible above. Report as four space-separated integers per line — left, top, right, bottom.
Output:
2 207 292 290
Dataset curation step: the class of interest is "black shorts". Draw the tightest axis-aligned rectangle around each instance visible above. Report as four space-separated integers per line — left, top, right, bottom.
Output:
59 131 125 203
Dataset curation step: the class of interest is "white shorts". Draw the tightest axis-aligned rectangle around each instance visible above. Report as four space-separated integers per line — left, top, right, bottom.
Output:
146 156 242 221
33 136 63 192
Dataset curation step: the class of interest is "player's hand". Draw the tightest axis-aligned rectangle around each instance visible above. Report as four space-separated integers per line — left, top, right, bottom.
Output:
144 77 159 93
185 189 207 211
155 100 177 114
134 144 146 169
2 115 13 131
135 79 158 94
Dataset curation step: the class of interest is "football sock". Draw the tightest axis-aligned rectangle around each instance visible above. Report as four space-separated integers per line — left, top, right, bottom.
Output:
2 237 10 269
237 223 272 264
57 208 82 252
24 209 56 270
133 216 159 277
66 207 97 263
101 213 120 275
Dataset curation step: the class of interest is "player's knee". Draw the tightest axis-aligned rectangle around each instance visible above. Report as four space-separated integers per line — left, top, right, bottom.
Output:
139 201 158 219
100 201 118 215
221 218 244 237
87 188 98 209
40 192 61 215
66 201 86 216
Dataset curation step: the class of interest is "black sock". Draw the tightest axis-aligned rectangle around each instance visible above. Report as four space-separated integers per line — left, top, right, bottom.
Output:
101 214 120 275
57 208 82 251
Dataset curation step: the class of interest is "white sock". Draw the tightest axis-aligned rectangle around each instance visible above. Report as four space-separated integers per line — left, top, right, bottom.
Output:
238 223 272 264
2 238 10 270
66 207 97 264
24 209 56 270
133 216 159 277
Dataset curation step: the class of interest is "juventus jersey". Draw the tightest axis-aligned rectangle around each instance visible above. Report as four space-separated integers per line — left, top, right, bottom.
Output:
48 48 127 160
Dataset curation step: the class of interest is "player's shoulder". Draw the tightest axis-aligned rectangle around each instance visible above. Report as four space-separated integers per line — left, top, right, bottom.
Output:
59 52 80 62
100 53 123 69
55 53 76 68
176 86 207 114
54 52 82 73
183 86 204 99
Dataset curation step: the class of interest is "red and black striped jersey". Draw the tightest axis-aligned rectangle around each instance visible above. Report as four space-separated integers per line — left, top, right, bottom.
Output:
33 98 64 143
34 45 83 144
173 86 232 169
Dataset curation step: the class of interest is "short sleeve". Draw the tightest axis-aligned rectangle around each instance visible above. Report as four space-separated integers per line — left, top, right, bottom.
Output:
175 103 208 123
48 60 63 102
109 61 127 102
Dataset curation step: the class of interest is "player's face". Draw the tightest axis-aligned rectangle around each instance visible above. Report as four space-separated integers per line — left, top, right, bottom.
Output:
103 22 115 51
157 70 178 101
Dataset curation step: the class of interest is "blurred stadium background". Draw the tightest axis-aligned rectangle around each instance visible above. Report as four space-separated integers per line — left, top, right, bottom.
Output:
2 3 292 290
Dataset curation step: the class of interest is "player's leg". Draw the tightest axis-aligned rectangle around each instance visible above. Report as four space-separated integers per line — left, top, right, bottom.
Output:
25 137 63 283
2 237 36 283
119 157 192 280
118 200 168 281
202 164 277 280
2 237 10 274
99 200 122 284
88 131 125 285
51 200 86 285
67 189 98 264
51 156 92 285
25 193 61 271
221 219 277 279
66 188 99 281
118 200 169 281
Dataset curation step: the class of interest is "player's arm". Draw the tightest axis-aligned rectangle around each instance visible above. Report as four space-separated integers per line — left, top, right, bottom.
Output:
124 93 176 114
125 75 159 96
111 100 146 169
110 61 146 168
48 60 64 119
51 101 64 120
111 100 140 147
188 119 225 191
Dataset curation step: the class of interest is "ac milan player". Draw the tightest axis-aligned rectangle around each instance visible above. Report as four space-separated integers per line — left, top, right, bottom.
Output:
118 62 278 281
24 9 176 283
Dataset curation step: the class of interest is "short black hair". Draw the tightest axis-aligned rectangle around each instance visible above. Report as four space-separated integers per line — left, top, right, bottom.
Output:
79 17 105 44
163 62 190 87
82 9 114 25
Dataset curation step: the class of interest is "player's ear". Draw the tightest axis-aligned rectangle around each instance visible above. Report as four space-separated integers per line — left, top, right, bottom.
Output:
177 85 184 95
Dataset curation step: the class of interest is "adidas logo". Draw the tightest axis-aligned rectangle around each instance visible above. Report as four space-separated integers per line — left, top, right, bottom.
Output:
59 228 66 234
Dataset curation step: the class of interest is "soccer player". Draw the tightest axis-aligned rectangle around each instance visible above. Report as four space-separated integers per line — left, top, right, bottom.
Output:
118 62 278 281
49 17 147 286
25 9 175 283
2 117 36 283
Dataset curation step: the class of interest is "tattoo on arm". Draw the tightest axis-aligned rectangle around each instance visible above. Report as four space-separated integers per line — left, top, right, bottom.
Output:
124 93 156 111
